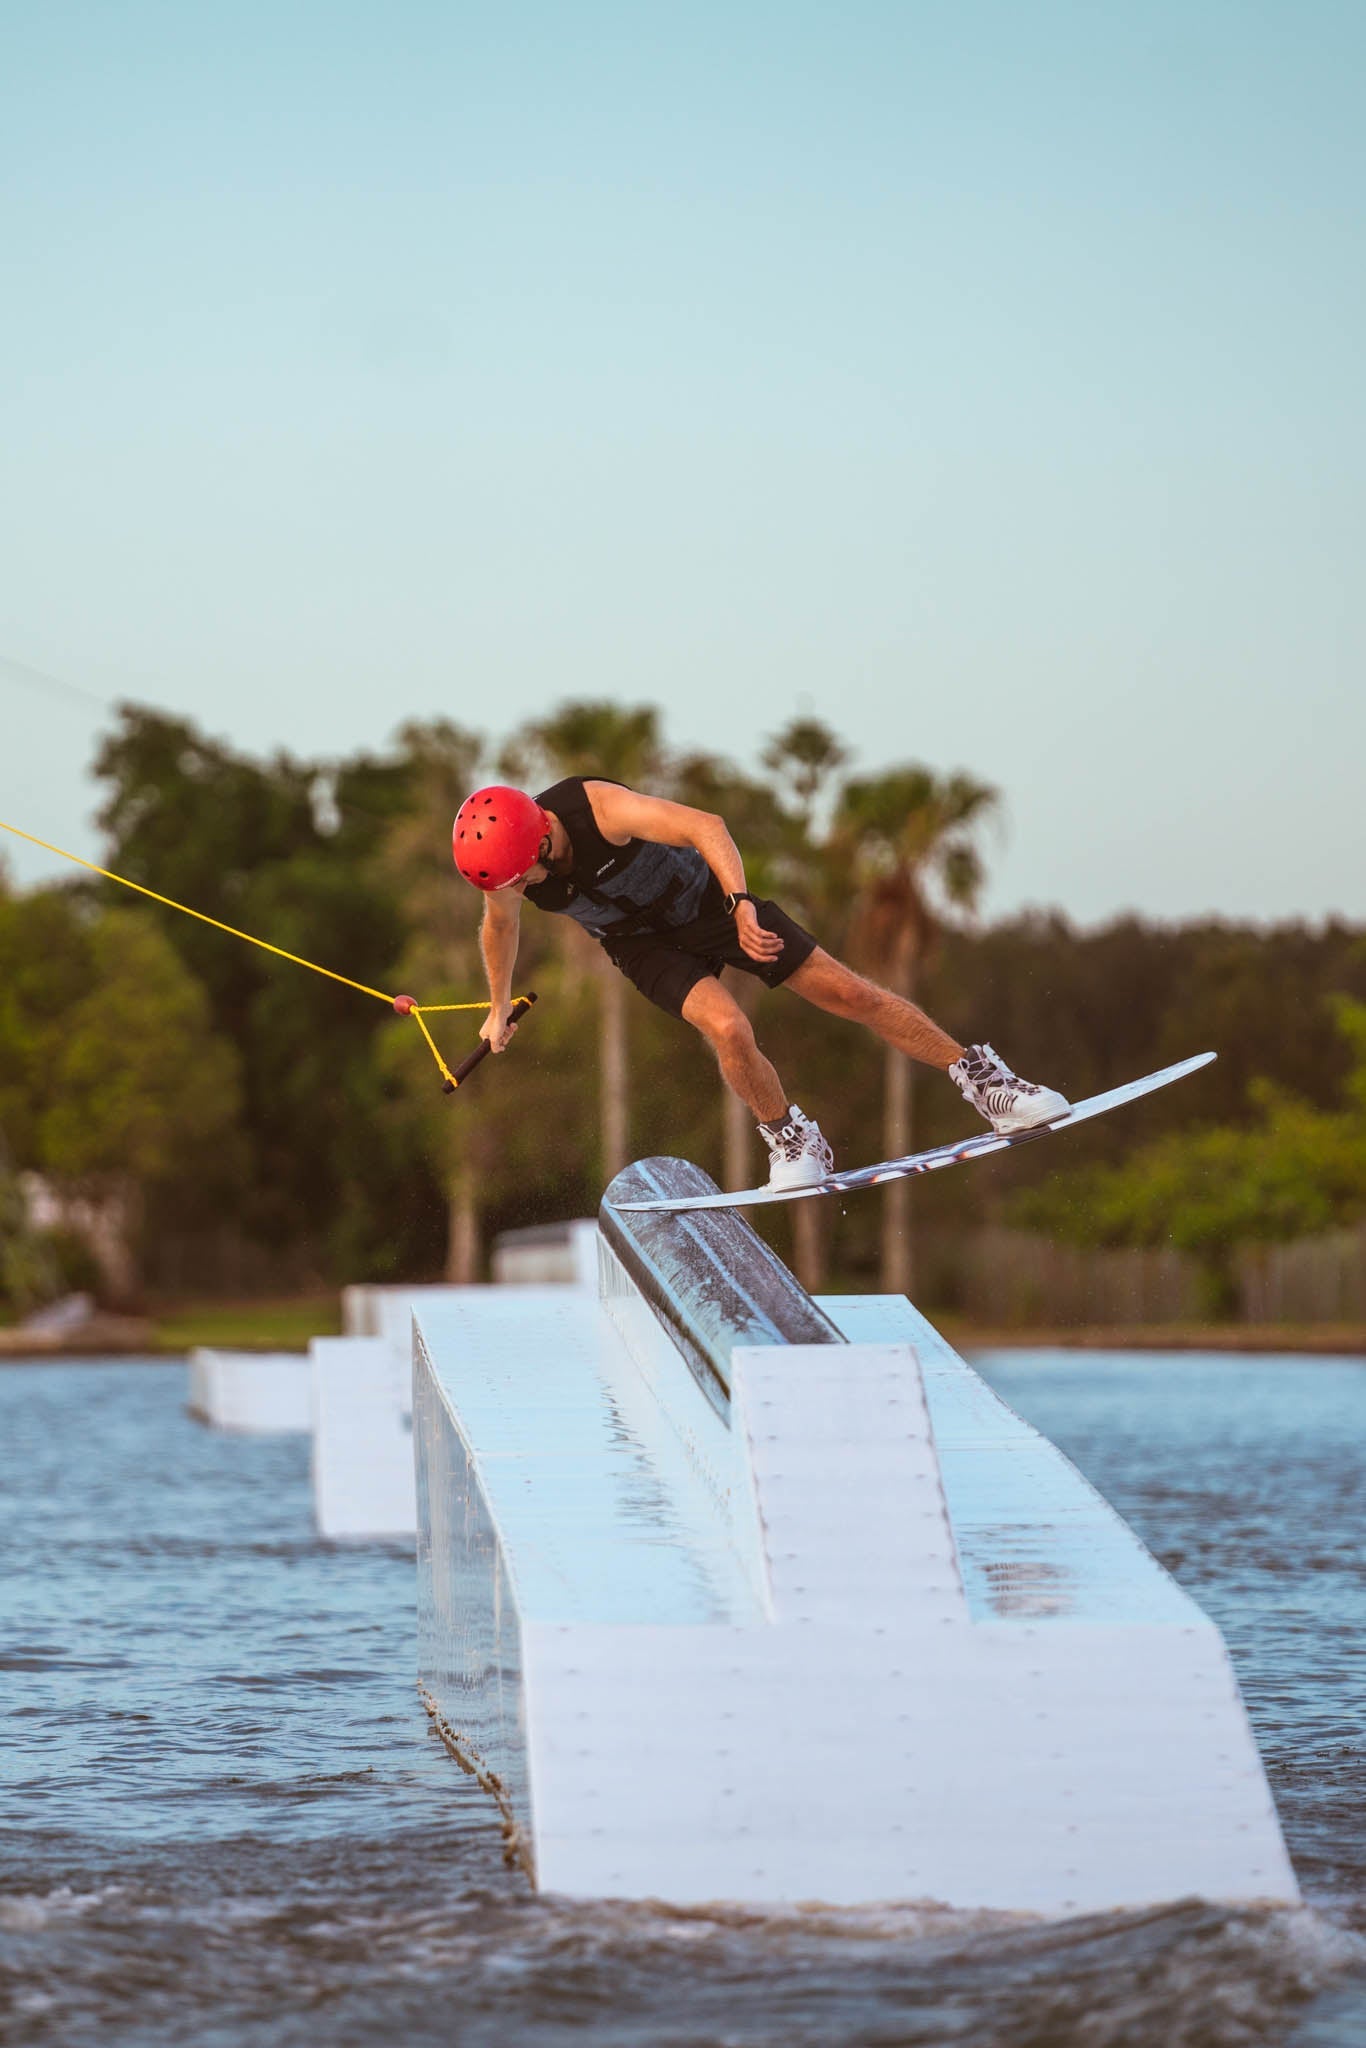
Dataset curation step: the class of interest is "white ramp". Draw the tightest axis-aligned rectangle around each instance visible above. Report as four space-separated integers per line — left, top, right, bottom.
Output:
186 1349 311 1433
491 1220 599 1287
415 1156 1298 1913
325 1275 601 1539
310 1336 415 1541
315 1286 469 1539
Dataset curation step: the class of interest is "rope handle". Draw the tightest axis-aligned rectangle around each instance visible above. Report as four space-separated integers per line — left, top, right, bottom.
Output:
435 992 538 1095
0 814 530 1094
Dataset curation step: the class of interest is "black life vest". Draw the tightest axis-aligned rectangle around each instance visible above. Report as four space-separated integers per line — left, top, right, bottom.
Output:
524 778 714 943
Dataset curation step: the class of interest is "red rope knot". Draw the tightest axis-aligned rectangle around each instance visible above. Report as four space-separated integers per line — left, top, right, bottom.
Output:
392 993 417 1015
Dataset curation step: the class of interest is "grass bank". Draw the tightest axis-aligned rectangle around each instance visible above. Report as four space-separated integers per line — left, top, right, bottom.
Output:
947 1319 1366 1355
3 1292 1362 1359
150 1293 343 1353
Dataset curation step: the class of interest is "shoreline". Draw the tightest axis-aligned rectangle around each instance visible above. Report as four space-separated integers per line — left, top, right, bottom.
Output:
0 1311 1363 1361
950 1322 1366 1357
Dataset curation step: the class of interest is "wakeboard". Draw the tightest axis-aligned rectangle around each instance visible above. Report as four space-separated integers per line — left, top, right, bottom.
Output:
612 1051 1216 1212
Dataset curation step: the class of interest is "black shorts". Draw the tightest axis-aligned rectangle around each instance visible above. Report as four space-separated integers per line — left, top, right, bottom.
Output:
604 896 818 1019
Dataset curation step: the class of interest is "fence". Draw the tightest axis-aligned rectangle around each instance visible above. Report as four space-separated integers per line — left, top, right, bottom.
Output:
918 1223 1366 1327
1236 1226 1366 1324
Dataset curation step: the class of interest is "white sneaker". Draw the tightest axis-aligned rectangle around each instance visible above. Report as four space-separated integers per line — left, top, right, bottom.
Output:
949 1043 1070 1135
759 1104 835 1190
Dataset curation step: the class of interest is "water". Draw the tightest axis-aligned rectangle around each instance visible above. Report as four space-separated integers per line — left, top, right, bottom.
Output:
1 1352 1363 2047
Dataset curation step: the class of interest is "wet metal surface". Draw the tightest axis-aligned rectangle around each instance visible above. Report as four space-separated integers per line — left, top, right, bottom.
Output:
415 1290 762 1631
601 1157 842 1411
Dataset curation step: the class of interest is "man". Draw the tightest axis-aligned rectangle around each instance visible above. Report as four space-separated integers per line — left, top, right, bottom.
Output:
454 777 1069 1189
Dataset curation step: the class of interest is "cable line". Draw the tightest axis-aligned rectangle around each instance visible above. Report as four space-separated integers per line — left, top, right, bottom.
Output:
0 815 503 1090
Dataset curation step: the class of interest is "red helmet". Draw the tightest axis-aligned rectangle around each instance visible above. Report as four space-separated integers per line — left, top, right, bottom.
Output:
452 785 549 890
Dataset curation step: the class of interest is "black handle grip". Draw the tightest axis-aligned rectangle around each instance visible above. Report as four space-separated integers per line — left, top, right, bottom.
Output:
442 992 538 1094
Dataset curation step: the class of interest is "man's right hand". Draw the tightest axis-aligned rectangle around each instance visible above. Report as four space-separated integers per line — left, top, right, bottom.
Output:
480 1005 519 1054
734 899 784 964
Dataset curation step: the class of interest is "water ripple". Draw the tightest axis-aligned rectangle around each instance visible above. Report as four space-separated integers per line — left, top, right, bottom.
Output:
1 1354 1363 2047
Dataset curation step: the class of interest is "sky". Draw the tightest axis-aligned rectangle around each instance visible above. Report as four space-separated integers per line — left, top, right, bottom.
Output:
1 0 1361 925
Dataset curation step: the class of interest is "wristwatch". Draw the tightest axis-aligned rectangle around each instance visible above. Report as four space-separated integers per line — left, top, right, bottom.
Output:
724 890 758 917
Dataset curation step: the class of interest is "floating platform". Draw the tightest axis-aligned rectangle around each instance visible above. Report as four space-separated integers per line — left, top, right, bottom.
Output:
326 1253 603 1539
310 1335 415 1540
413 1160 1299 1913
186 1348 312 1434
312 1284 470 1541
491 1220 599 1288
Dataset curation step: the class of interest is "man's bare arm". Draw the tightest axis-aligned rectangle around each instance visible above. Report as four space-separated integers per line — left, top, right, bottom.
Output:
584 783 783 964
586 784 746 885
479 892 524 1050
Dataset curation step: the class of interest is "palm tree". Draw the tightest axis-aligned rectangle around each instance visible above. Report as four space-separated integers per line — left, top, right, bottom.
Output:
380 720 492 1280
511 702 663 1184
761 717 851 836
832 767 998 1296
671 751 792 1192
756 719 852 1286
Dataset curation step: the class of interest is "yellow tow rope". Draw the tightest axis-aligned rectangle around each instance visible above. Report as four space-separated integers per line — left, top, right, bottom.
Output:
0 816 505 1091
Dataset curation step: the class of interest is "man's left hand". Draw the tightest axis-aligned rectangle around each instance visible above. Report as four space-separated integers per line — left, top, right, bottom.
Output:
735 900 784 964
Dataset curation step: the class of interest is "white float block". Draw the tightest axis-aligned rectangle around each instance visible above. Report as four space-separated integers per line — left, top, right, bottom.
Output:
186 1349 311 1433
323 1283 552 1541
525 1619 1290 1911
339 1283 379 1337
417 1158 1299 1914
732 1345 965 1625
513 1341 1293 1911
492 1220 600 1287
342 1282 457 1340
310 1335 415 1541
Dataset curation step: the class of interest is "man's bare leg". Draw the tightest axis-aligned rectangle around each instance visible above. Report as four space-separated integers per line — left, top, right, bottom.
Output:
681 976 788 1120
785 947 1073 1135
785 948 964 1067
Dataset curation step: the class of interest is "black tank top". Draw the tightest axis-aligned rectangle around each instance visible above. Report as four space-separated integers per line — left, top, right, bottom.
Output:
524 778 715 942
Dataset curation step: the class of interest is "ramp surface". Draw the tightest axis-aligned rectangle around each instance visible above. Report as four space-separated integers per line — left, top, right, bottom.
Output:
415 1158 1298 1912
601 1157 841 1411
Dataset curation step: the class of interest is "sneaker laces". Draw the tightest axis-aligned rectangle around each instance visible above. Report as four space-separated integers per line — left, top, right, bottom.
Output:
759 1109 833 1173
760 1119 808 1163
959 1044 1040 1098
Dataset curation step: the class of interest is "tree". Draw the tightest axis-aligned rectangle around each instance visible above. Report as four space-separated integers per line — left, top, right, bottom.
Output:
93 705 319 1030
38 910 243 1300
1008 997 1366 1314
0 1136 63 1315
510 702 665 1184
0 880 93 1166
380 721 487 941
752 720 854 1286
379 721 501 1279
761 717 850 838
92 703 434 1280
832 767 998 1294
670 751 795 1192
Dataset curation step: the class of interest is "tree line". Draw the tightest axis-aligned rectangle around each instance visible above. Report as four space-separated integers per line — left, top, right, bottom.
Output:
1 699 1362 1311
